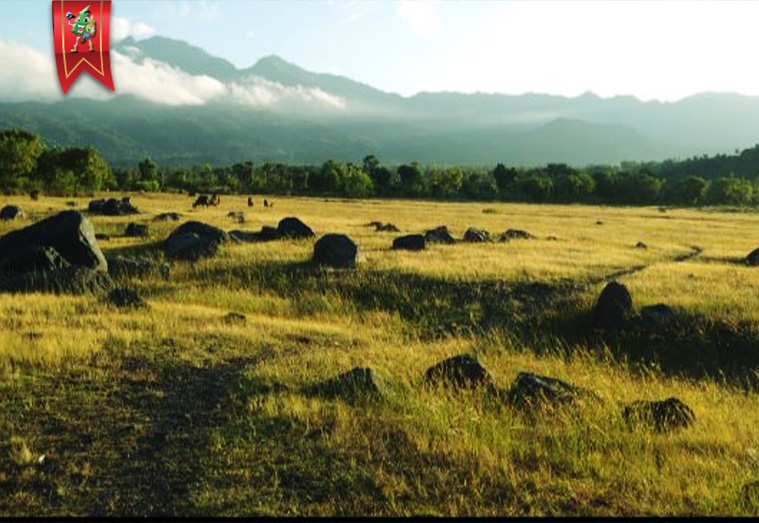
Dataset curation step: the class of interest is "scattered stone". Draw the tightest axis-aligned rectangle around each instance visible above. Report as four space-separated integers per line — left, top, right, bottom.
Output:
623 397 695 432
153 212 182 222
635 241 648 249
107 287 147 308
506 372 589 408
463 228 491 243
313 234 359 268
747 247 759 266
277 217 315 239
392 234 426 251
366 221 383 228
596 221 604 225
546 236 559 241
223 312 246 324
592 281 634 330
95 233 110 241
375 223 400 232
639 303 676 332
0 205 24 221
1 266 113 295
499 229 536 241
88 198 139 216
125 223 149 238
164 221 229 261
0 211 107 277
107 255 157 278
425 353 494 389
309 367 382 400
66 201 78 208
425 226 456 245
227 211 245 224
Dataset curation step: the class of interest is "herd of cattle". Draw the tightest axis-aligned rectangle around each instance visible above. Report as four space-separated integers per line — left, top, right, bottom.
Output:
192 193 274 209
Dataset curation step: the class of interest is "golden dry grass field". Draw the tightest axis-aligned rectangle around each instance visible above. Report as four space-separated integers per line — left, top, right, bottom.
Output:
1 192 759 516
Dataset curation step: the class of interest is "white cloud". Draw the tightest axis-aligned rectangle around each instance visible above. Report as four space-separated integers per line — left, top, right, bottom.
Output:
396 0 438 36
0 40 345 110
111 16 155 43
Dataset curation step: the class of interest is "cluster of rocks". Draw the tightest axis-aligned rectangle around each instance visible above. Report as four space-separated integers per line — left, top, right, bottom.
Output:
592 281 677 334
229 217 315 244
425 226 456 245
391 226 537 250
309 353 694 432
88 197 139 216
0 211 112 294
0 205 24 221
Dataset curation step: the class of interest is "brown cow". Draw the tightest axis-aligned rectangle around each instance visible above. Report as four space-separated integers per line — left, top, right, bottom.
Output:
30 190 40 201
193 195 210 207
247 197 254 207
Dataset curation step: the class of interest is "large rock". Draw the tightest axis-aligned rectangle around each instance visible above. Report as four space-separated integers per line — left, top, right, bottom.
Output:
506 372 589 408
375 223 400 232
0 205 24 221
425 226 456 245
0 266 113 295
166 221 228 247
0 211 107 277
747 248 759 266
277 217 315 239
425 353 494 389
313 234 359 268
164 232 219 261
623 397 695 432
125 223 149 238
463 228 491 243
592 281 633 330
392 234 426 251
88 198 139 216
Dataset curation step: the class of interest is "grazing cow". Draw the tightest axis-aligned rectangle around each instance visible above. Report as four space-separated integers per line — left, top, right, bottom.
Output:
193 195 211 208
30 190 40 201
247 197 254 207
269 202 275 209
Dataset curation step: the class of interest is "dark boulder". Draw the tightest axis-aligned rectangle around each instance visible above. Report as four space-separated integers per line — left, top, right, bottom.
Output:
425 353 493 389
228 225 281 243
88 198 139 216
635 241 648 250
107 255 157 278
107 287 147 308
639 303 676 332
623 397 695 432
392 234 426 251
259 226 280 241
425 226 456 245
592 281 633 330
506 372 589 408
166 221 228 246
277 217 315 239
463 228 491 243
0 266 113 295
747 248 759 266
153 212 182 222
498 229 536 241
125 223 149 238
192 195 210 207
164 232 219 261
313 234 359 268
0 206 24 221
0 211 107 277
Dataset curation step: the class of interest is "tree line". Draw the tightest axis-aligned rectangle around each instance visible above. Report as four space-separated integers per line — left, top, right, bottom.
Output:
2 127 759 207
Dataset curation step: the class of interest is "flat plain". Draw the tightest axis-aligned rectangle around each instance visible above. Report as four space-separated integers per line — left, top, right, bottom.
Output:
1 193 759 516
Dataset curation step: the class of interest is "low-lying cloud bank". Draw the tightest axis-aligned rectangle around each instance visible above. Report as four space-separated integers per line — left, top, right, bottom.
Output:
0 40 346 110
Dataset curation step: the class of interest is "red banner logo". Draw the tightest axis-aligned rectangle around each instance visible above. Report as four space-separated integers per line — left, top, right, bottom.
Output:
53 1 114 94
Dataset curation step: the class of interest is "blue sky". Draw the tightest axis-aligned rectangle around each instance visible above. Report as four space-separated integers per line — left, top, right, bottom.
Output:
4 1 759 101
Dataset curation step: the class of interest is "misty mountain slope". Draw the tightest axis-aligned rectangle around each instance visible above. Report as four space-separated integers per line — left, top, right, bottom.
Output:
1 35 758 166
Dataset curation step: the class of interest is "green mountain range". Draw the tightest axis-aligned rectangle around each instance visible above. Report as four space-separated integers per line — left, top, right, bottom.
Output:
1 36 758 167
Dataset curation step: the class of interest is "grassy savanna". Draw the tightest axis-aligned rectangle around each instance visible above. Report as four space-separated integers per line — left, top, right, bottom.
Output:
2 193 759 516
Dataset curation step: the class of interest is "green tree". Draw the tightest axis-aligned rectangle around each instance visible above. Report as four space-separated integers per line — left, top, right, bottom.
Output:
340 163 374 198
492 163 517 191
0 129 41 192
397 162 424 196
704 177 753 206
518 173 553 202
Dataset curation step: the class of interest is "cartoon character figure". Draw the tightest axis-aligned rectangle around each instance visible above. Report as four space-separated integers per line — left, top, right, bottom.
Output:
66 6 97 53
